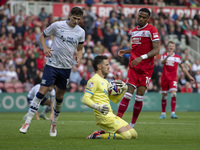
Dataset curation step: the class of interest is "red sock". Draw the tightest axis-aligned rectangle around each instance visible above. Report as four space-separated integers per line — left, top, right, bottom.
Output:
171 97 176 112
161 99 167 113
117 96 131 118
131 101 143 124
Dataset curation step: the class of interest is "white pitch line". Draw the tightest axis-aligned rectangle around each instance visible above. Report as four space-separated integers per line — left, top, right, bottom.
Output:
4 120 198 126
60 121 198 126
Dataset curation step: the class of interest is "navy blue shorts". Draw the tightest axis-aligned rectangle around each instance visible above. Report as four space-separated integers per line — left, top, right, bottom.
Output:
41 65 71 90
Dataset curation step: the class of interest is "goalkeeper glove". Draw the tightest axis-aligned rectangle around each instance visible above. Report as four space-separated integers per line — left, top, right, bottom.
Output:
114 80 128 91
92 103 110 115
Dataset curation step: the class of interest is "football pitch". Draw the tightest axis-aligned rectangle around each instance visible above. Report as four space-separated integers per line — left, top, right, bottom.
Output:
0 111 200 150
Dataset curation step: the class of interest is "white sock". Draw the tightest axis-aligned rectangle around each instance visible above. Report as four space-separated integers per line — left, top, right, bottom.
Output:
162 112 166 115
52 101 63 125
25 96 42 124
130 123 135 128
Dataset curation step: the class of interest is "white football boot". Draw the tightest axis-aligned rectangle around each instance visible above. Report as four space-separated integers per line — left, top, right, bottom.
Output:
19 123 30 134
50 121 57 137
39 113 50 120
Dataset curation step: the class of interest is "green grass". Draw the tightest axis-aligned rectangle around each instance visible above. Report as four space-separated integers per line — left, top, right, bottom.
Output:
0 111 200 150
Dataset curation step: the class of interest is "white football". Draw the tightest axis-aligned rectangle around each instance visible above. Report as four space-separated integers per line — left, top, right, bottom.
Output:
108 80 123 96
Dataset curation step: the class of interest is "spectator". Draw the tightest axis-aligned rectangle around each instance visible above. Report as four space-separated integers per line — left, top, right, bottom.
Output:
6 65 18 83
192 59 200 74
83 4 96 34
86 59 95 76
93 41 104 57
69 66 81 92
181 82 193 93
38 7 48 21
15 9 25 24
0 63 7 83
178 72 187 92
6 19 15 33
14 33 24 49
83 47 94 60
15 18 26 37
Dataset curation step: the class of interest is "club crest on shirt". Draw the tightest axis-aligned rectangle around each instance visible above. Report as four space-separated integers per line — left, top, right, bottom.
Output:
88 82 94 88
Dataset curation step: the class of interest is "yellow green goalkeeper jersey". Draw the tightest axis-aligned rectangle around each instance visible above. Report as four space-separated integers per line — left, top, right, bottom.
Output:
84 74 113 115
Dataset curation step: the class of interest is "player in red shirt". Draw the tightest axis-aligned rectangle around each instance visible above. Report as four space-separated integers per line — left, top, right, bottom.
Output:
117 8 160 128
159 41 194 119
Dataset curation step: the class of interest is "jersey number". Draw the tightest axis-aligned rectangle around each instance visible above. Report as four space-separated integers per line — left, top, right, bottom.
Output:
146 77 151 86
173 81 177 87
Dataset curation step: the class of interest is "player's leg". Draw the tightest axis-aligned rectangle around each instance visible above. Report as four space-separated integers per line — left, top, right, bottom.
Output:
23 98 31 120
101 126 133 140
130 86 146 128
20 85 49 133
159 78 168 119
117 68 136 118
170 91 178 119
87 115 137 140
35 110 40 120
50 68 70 137
39 98 51 120
159 93 167 119
50 87 65 137
169 81 178 119
117 84 135 118
20 65 55 134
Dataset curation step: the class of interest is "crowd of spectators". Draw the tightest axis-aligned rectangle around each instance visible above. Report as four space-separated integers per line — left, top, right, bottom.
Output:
0 1 200 93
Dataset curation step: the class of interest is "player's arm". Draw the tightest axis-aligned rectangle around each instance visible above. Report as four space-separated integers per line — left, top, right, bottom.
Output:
179 63 195 82
82 92 110 115
39 32 54 57
118 47 131 57
131 40 160 67
146 40 160 58
161 55 170 64
76 43 84 67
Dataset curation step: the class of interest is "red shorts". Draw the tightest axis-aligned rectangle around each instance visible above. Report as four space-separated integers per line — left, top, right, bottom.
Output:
126 67 153 88
161 79 177 93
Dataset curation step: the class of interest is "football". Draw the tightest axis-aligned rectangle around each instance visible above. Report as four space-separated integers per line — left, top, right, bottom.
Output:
108 80 123 96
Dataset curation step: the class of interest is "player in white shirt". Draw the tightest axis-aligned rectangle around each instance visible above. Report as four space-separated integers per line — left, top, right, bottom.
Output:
20 7 85 137
23 84 55 121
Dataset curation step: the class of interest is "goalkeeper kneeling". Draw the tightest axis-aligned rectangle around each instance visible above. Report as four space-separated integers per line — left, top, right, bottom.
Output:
82 55 138 140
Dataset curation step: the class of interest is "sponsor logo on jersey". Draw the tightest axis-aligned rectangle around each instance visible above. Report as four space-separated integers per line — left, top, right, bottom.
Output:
166 60 174 66
153 33 159 38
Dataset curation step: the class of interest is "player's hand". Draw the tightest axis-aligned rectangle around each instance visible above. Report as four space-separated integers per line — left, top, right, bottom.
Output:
75 57 80 67
92 103 109 115
114 80 128 91
43 48 54 57
189 76 195 83
131 57 142 67
118 50 125 57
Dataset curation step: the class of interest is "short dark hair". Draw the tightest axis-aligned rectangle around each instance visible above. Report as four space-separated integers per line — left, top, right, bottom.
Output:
139 8 151 16
168 41 175 45
92 55 108 71
70 7 84 16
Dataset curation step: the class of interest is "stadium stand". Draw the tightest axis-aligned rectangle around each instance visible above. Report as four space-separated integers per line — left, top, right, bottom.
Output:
0 0 200 93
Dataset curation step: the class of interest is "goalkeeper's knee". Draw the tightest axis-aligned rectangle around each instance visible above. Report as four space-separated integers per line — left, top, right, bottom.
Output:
120 131 132 140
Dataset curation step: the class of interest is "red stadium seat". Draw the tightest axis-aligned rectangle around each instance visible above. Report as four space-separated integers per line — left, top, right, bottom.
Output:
14 82 24 93
0 82 4 92
4 82 15 93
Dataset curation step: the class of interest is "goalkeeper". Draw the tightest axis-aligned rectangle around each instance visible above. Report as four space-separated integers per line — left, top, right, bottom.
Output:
82 55 138 140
